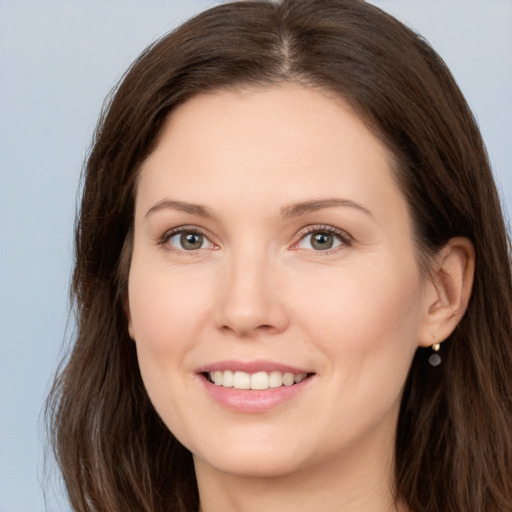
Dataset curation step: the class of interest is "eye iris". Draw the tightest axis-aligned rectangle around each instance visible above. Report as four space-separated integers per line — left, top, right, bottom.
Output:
311 232 333 250
180 232 203 250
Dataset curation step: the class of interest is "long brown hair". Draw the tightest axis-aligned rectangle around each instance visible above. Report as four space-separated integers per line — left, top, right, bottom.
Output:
46 1 512 510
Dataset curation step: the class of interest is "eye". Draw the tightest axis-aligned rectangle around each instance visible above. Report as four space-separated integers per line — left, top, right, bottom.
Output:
164 229 214 251
295 227 350 252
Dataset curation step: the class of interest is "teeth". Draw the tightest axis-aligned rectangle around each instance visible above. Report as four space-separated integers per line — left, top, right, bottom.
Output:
251 371 268 390
269 370 283 388
282 372 295 386
223 370 234 387
233 371 251 389
208 370 308 390
294 373 307 383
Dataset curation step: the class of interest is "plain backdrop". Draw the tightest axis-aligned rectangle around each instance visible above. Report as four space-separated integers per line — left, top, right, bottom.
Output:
0 1 511 511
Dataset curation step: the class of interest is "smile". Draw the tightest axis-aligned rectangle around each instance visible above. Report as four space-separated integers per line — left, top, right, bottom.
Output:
197 361 315 412
206 370 309 390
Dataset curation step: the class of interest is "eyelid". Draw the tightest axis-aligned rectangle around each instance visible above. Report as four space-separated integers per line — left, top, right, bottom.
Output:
291 224 353 252
159 225 217 251
157 223 352 253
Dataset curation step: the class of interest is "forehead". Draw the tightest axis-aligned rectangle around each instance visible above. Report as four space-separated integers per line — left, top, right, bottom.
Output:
136 83 406 226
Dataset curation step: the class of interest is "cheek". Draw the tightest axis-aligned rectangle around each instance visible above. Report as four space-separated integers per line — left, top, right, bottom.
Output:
128 262 211 350
293 254 424 368
126 264 204 405
127 264 210 427
290 258 424 443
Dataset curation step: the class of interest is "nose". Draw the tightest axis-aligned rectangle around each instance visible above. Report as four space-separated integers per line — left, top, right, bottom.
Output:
213 251 290 338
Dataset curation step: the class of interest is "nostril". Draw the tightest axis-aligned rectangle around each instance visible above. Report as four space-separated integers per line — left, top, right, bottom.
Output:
219 323 279 337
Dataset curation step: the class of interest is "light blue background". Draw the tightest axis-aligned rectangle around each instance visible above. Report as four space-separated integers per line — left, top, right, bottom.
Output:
1 1 510 511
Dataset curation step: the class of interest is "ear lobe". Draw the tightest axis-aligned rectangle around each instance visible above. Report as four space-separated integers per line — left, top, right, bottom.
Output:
417 237 475 347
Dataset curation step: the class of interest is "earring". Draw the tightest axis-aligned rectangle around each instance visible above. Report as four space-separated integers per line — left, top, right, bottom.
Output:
428 342 442 367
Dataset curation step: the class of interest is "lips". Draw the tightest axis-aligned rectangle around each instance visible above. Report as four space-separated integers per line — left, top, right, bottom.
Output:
196 360 315 412
198 359 312 374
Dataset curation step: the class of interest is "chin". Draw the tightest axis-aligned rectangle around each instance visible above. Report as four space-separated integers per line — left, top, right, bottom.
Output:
185 427 312 479
194 449 308 479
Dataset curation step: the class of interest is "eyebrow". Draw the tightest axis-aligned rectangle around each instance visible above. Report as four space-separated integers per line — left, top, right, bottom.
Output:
145 197 372 220
281 198 372 218
145 199 214 219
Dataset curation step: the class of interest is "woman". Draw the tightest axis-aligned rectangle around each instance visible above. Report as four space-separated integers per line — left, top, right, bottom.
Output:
47 1 512 511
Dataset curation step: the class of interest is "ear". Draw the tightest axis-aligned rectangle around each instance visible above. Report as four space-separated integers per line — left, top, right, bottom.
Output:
417 237 475 347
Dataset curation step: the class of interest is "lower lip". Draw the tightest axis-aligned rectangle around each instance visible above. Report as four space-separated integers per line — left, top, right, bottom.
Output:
198 375 314 413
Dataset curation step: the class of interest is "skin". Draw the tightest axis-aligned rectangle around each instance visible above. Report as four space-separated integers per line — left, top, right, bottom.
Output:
127 83 474 512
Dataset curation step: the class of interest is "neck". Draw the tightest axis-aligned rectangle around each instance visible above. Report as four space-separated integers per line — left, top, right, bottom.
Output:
195 434 406 512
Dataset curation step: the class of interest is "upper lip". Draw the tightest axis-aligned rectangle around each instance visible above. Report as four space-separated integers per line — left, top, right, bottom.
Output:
197 359 312 375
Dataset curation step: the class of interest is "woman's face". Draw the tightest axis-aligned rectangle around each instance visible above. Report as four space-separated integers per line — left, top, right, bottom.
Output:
128 84 432 479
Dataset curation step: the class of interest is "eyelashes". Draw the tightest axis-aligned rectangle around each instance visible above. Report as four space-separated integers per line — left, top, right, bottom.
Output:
158 224 353 255
159 225 217 252
292 225 352 253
